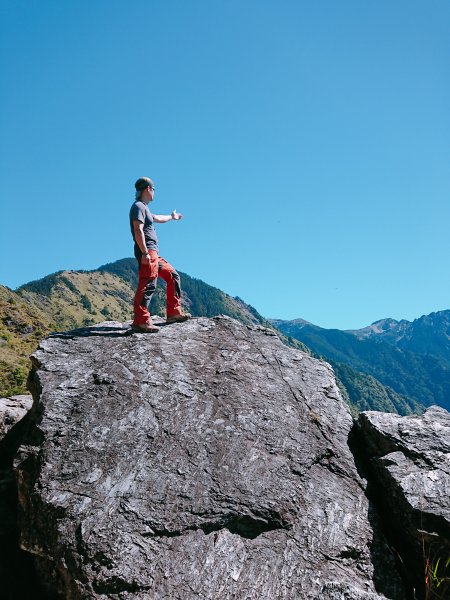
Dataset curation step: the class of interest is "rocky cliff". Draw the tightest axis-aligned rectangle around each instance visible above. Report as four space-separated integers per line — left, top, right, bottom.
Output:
5 316 449 598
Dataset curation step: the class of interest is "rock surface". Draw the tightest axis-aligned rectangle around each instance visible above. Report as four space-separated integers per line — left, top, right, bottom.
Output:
16 317 403 599
357 406 450 595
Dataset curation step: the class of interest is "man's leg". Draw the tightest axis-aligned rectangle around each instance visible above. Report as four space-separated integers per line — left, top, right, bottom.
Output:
133 252 158 325
157 257 182 317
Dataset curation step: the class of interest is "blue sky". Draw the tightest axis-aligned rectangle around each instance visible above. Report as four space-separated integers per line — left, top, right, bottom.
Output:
1 0 449 329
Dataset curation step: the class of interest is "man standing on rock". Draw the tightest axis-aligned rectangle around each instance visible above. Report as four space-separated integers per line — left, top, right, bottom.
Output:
130 176 190 333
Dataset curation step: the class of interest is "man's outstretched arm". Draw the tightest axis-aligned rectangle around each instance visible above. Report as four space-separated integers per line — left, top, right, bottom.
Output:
153 210 182 223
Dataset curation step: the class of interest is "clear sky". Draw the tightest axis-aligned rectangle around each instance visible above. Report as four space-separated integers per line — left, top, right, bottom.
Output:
1 0 449 329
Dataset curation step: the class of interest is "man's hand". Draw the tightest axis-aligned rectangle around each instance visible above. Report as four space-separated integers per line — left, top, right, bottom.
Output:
153 211 183 223
141 253 151 265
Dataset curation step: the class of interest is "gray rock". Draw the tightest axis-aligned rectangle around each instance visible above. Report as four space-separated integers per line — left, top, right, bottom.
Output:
0 395 33 441
16 317 402 599
0 394 43 598
0 393 33 536
357 406 450 594
0 393 33 539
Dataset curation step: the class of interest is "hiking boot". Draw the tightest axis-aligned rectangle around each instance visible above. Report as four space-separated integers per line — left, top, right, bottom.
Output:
166 313 191 324
132 321 160 333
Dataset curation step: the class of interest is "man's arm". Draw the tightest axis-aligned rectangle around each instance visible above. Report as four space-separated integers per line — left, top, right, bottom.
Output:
132 220 150 264
153 210 182 223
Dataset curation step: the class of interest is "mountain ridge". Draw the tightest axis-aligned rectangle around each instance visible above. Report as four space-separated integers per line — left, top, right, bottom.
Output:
1 258 435 416
272 310 450 411
346 310 450 361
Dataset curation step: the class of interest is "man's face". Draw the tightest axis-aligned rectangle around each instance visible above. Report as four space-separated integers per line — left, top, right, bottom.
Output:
144 185 155 202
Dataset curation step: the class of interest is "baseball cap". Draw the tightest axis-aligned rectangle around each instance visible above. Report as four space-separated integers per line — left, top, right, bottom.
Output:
134 177 154 191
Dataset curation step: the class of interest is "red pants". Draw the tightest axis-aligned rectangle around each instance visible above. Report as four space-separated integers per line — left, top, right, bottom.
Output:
133 251 182 324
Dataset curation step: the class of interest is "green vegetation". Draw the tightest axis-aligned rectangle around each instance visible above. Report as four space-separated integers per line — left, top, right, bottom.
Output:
0 361 29 397
331 361 423 416
100 306 112 319
425 554 450 599
80 294 92 310
97 257 138 287
18 272 64 296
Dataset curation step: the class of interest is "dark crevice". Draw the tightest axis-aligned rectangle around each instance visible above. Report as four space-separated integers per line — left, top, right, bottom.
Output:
93 576 152 594
49 329 133 339
92 373 115 385
348 422 418 600
338 547 364 560
203 514 289 539
142 528 180 538
290 447 335 477
321 547 364 562
144 511 292 541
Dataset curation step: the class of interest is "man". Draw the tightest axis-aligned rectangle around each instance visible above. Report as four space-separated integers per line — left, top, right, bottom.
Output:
130 176 190 333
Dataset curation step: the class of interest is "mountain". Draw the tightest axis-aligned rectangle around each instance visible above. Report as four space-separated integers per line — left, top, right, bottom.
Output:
0 258 426 416
272 313 450 411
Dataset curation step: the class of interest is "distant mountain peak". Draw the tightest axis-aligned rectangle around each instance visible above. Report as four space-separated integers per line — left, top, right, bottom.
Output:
370 317 400 328
348 318 401 338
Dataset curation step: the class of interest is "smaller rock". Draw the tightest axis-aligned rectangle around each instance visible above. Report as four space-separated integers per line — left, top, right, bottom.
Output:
0 393 45 600
357 406 450 596
0 395 33 442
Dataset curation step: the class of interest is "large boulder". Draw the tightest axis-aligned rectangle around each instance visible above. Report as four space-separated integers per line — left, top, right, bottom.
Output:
357 406 450 596
15 317 403 599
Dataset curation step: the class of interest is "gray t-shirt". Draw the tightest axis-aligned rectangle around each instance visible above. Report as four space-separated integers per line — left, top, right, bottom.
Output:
129 201 159 258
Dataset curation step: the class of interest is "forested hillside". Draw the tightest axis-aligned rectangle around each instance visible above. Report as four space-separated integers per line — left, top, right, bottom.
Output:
272 316 449 411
